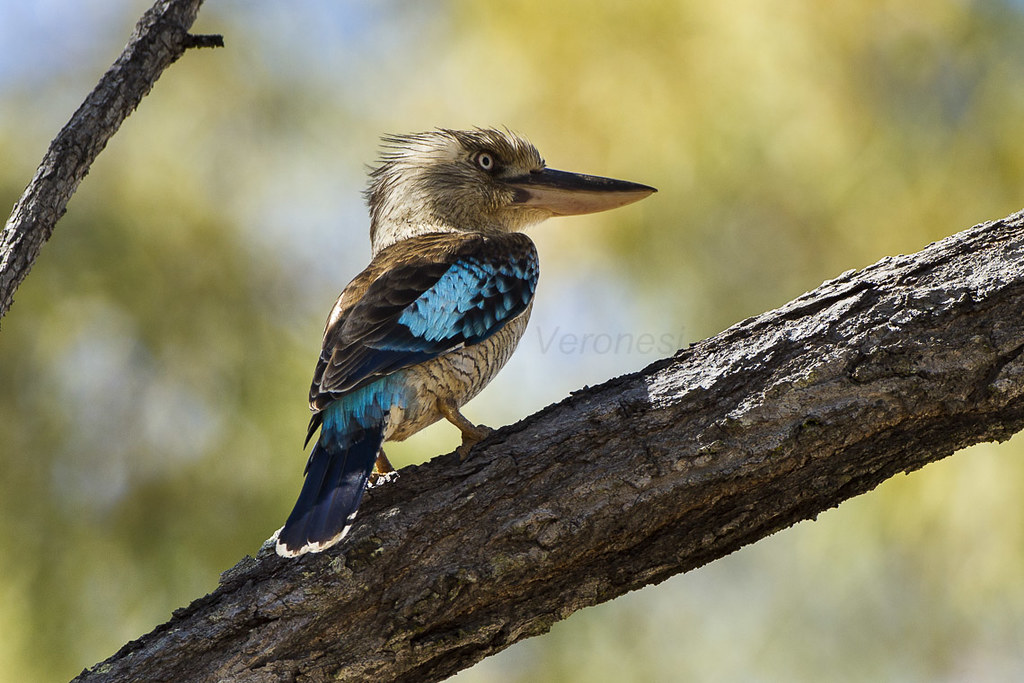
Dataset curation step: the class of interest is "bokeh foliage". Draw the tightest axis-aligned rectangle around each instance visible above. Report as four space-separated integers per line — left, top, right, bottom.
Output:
2 1 1024 680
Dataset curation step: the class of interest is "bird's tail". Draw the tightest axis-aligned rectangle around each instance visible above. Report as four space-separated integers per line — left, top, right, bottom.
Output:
276 412 386 557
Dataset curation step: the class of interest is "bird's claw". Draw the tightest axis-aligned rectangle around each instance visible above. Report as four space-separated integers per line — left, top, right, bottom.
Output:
369 450 397 487
368 469 399 488
438 399 494 461
457 424 494 462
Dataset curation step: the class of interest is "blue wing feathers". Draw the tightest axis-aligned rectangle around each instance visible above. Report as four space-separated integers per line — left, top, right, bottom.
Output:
396 254 537 346
312 234 539 405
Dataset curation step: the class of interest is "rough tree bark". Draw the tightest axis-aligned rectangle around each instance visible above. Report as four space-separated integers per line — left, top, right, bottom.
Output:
72 210 1024 682
0 0 220 323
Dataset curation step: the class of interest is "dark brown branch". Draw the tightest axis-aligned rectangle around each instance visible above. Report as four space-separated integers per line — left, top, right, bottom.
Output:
74 209 1024 681
0 0 219 323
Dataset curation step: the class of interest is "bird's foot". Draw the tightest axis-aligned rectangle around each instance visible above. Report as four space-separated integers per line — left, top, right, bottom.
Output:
456 423 494 462
438 399 494 461
368 470 399 487
368 450 399 487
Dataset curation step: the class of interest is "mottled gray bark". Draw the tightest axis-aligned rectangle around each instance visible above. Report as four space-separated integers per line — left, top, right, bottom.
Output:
74 211 1024 682
0 0 220 323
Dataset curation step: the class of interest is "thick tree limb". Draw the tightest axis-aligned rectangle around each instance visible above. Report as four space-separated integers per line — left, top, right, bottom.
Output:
75 210 1024 681
0 0 219 323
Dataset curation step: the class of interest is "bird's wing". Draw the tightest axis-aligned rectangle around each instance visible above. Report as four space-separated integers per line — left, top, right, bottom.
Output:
308 231 539 416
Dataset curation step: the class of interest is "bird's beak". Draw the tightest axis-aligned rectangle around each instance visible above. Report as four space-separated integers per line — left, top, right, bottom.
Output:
508 168 656 216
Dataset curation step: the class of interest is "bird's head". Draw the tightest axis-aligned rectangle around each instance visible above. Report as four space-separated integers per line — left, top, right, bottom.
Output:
365 128 655 253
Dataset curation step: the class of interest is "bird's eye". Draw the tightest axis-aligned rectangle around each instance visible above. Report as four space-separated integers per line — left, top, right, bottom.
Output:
475 151 496 172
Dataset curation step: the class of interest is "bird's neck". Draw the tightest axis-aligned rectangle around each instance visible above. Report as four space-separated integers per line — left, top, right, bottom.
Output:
369 216 507 255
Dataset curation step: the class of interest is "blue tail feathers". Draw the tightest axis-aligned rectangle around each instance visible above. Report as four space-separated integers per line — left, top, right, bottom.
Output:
277 408 387 557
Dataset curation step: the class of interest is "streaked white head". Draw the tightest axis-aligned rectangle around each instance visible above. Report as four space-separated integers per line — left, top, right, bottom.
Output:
365 128 656 254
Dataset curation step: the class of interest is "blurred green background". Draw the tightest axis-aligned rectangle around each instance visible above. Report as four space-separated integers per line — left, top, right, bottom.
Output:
2 1 1024 681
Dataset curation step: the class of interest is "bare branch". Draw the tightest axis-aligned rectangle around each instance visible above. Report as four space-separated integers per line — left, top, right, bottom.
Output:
0 0 220 323
74 210 1024 682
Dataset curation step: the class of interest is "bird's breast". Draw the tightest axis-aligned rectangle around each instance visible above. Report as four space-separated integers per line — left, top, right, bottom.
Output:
385 303 533 441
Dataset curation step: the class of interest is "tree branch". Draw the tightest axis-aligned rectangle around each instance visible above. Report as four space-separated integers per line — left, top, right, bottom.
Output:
0 0 219 323
74 209 1024 681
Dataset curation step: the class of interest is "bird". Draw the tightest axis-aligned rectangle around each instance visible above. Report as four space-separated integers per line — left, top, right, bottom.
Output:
275 128 655 557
